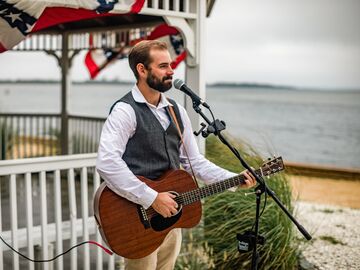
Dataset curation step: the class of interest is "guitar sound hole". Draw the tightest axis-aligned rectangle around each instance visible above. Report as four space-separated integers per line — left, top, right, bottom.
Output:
150 209 182 231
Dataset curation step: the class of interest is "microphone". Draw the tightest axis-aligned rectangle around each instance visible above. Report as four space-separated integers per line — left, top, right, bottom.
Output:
173 79 210 109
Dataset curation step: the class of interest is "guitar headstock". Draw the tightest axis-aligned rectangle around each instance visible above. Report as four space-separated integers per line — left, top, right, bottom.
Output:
260 156 285 177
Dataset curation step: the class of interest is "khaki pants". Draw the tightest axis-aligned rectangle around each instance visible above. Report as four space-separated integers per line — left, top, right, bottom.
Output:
124 228 182 270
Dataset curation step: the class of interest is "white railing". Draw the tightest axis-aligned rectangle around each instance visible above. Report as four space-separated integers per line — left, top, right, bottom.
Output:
0 154 121 270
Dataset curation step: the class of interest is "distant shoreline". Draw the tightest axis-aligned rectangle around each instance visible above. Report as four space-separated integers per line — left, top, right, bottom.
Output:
210 82 296 90
0 79 359 92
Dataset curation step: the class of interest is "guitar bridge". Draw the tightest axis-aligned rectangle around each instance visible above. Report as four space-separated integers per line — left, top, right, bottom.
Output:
137 206 151 229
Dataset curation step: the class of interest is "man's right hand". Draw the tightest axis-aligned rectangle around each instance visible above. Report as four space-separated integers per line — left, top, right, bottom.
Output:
151 192 178 218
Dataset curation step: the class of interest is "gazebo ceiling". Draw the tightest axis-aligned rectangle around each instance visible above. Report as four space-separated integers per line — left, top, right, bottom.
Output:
37 14 164 34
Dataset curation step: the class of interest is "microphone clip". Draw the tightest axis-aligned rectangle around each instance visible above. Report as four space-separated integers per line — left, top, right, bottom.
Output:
193 120 226 138
193 123 207 137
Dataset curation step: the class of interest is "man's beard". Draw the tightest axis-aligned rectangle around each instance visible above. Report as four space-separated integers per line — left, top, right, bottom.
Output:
146 72 172 93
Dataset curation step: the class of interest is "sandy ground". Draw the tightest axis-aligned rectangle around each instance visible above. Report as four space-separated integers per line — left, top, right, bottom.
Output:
289 175 360 209
288 176 360 269
295 201 360 270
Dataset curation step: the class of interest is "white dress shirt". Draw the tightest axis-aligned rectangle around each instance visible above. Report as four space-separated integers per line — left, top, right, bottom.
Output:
96 85 237 209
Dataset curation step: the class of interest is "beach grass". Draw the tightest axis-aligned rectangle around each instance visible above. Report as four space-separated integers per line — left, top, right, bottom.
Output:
176 135 299 270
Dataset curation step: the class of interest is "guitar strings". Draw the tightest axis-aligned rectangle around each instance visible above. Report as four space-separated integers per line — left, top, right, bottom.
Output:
143 165 275 218
144 175 247 217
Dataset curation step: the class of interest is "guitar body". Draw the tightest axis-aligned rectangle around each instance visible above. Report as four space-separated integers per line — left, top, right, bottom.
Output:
93 169 202 259
93 156 285 259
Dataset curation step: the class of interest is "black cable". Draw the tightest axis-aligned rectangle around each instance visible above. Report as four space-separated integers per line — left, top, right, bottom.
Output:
208 108 218 134
0 235 112 263
251 192 267 231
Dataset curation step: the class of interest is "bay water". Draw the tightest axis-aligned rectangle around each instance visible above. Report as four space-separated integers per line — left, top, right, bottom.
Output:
0 82 359 169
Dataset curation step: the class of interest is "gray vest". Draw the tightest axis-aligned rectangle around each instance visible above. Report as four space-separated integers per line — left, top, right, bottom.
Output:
110 92 184 180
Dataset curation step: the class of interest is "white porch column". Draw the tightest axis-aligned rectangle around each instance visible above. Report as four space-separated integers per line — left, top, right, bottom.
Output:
163 1 207 153
185 0 207 154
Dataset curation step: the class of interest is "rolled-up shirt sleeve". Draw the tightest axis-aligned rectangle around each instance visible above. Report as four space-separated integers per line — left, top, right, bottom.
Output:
96 103 158 209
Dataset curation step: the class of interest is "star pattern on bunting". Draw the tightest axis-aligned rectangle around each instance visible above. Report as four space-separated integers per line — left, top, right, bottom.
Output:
0 1 36 35
170 34 185 55
96 0 119 14
6 11 21 23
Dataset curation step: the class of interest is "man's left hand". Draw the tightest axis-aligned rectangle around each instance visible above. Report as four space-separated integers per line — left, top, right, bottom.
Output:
240 169 257 188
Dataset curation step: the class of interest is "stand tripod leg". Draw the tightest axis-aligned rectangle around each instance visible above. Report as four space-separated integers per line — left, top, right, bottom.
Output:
251 189 262 270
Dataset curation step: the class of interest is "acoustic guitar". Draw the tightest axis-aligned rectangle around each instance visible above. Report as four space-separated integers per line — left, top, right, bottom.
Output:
93 156 284 259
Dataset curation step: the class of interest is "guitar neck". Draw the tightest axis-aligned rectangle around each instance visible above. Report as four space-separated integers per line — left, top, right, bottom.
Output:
179 168 261 206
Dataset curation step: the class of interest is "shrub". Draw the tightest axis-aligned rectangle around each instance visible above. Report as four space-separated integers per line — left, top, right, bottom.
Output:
203 135 298 270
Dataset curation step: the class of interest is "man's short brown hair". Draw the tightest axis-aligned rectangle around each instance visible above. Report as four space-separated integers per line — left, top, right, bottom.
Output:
128 40 168 79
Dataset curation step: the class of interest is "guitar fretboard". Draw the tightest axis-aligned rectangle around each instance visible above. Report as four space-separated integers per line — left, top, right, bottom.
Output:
177 168 261 206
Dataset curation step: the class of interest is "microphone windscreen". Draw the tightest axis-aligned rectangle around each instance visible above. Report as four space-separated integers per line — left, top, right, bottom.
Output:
173 79 184 90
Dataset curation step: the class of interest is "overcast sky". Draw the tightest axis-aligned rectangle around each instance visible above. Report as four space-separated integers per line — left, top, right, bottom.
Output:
0 0 359 89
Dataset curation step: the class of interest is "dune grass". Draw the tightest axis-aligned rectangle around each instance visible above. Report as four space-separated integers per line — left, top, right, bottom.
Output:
176 135 299 270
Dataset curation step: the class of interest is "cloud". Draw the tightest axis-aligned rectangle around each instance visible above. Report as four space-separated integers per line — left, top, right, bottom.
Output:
208 0 360 45
205 0 360 88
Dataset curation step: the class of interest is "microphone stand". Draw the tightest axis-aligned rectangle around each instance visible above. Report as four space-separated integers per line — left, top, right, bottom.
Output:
190 100 312 270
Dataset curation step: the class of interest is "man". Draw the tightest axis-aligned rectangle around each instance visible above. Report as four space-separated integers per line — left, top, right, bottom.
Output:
96 40 256 270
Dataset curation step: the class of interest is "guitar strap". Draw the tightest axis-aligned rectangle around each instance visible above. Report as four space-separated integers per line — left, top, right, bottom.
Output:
167 103 198 182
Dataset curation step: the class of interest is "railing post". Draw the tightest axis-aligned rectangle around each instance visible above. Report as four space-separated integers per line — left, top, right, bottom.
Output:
68 168 78 270
40 171 50 270
10 174 19 270
81 167 90 270
54 170 64 270
25 172 35 270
